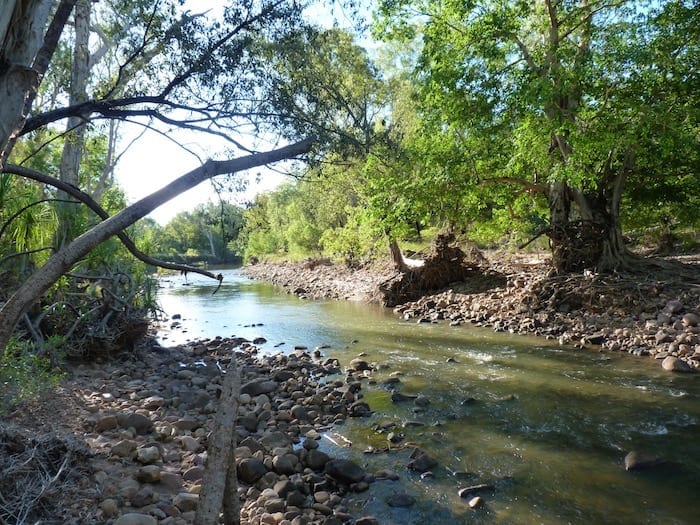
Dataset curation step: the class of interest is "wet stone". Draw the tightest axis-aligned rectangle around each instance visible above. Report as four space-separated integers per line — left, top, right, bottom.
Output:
386 493 416 507
325 459 366 484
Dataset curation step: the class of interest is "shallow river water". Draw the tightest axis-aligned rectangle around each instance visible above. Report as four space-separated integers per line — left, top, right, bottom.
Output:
157 268 699 525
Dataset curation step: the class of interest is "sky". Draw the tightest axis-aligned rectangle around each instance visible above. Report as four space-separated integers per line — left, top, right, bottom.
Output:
114 1 364 225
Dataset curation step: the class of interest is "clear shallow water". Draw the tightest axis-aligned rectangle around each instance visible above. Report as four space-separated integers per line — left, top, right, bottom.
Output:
157 268 700 524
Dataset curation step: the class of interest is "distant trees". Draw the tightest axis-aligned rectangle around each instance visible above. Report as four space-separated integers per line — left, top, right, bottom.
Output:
154 202 244 264
1 0 697 350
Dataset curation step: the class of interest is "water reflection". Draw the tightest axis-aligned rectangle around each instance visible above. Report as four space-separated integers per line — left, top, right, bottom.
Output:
156 268 699 524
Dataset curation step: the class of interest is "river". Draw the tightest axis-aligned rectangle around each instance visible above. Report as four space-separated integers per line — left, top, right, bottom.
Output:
156 268 699 524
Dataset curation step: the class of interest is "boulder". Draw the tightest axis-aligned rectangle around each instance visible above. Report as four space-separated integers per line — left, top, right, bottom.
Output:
111 439 137 458
272 453 298 475
349 401 372 417
173 492 199 512
241 379 279 396
661 356 693 373
468 496 484 509
238 457 268 484
304 449 330 471
114 514 157 525
136 465 161 483
624 451 665 471
130 486 154 507
407 451 438 473
682 312 700 327
348 358 371 371
414 395 431 407
261 431 292 451
135 446 160 465
385 493 416 507
95 414 118 432
325 459 366 484
120 412 154 435
662 300 683 315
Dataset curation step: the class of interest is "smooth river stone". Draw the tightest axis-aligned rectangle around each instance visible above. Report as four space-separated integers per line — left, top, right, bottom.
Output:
661 356 693 373
624 451 665 471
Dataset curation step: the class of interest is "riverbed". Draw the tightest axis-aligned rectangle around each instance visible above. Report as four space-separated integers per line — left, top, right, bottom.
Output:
157 268 699 524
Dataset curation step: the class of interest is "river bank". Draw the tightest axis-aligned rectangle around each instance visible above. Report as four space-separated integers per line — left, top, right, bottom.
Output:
2 253 698 524
1 337 392 525
243 253 700 373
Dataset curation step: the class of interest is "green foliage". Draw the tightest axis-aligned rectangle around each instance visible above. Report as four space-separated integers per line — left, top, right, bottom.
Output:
371 0 699 256
258 27 389 156
0 338 65 413
153 201 245 263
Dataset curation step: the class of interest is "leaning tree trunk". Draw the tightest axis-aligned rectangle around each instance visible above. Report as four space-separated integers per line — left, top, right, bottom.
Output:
0 136 315 354
388 238 410 273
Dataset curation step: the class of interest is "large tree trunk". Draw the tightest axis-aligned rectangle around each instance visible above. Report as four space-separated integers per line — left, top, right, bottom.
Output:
56 0 90 247
547 174 635 273
547 181 572 273
0 0 55 165
0 136 315 353
388 238 410 273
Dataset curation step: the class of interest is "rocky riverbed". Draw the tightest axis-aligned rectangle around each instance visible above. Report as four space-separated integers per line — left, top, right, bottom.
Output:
3 253 698 524
2 338 408 525
244 254 700 373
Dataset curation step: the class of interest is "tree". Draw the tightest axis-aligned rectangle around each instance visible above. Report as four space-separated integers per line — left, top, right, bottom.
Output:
159 201 244 263
374 0 699 272
0 138 313 353
0 0 330 352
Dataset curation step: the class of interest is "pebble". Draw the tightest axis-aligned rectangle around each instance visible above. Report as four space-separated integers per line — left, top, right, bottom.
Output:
114 514 157 525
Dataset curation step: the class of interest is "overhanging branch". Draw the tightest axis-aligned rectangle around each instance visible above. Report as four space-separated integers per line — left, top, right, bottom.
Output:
3 163 225 284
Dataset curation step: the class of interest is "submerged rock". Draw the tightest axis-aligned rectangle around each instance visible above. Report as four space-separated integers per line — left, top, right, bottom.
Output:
624 451 666 471
325 459 366 484
386 493 416 507
407 450 438 473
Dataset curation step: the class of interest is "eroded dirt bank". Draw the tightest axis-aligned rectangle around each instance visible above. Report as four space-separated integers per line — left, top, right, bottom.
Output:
244 254 700 373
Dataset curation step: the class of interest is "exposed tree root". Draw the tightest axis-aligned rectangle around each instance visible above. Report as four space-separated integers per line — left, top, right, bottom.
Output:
376 233 502 307
22 269 151 358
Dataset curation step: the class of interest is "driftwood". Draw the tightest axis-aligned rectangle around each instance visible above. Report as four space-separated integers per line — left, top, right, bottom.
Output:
376 233 490 307
195 355 241 525
0 424 92 524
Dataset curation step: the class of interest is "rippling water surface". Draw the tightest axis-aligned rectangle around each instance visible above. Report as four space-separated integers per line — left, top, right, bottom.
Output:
157 268 699 524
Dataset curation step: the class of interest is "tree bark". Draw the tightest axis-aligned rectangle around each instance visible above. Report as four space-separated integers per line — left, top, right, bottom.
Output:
547 181 571 273
56 0 90 248
4 162 226 283
0 136 315 353
194 356 240 525
0 0 55 166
